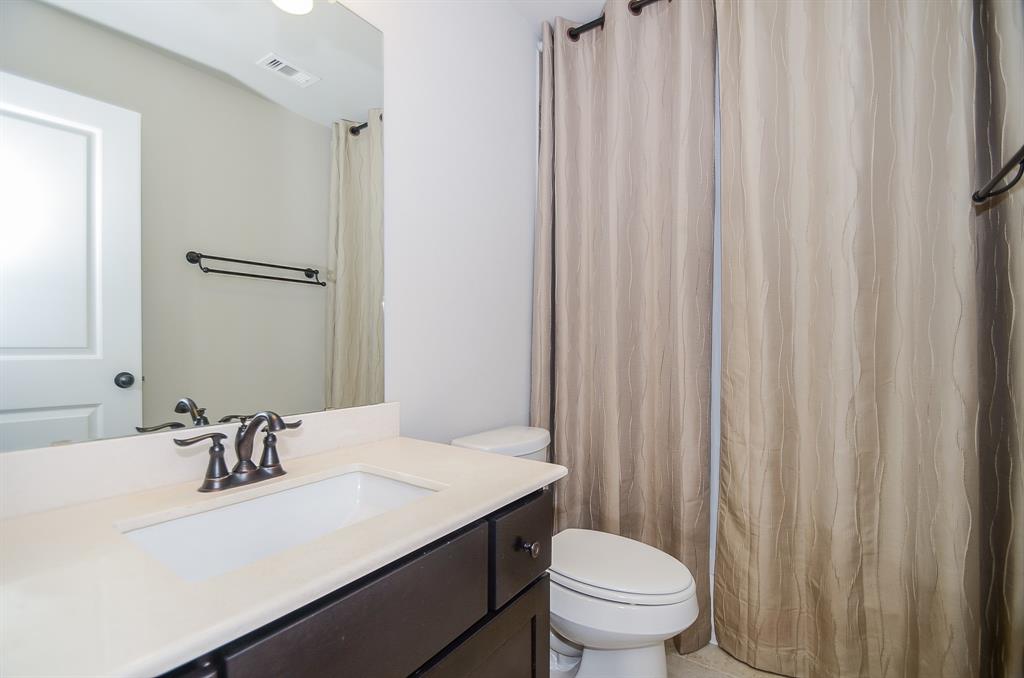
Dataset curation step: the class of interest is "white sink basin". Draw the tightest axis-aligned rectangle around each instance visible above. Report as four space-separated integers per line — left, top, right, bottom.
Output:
123 471 436 581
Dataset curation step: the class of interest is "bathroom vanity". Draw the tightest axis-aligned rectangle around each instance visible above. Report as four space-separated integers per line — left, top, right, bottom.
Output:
0 423 566 677
167 489 553 678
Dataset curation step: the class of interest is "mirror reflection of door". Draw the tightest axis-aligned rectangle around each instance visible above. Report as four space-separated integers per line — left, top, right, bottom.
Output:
0 0 383 453
0 71 142 452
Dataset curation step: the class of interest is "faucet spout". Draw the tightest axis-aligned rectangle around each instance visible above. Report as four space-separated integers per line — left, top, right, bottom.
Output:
174 397 209 426
233 411 286 473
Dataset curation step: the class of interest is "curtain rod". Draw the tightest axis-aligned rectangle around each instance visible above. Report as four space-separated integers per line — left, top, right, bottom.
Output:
567 0 669 41
973 142 1024 204
349 112 383 136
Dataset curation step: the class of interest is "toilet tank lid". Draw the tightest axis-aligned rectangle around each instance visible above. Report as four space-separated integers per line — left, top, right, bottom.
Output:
451 426 550 456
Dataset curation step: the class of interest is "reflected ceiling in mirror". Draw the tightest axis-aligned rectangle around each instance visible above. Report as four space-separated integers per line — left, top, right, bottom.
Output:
0 0 383 453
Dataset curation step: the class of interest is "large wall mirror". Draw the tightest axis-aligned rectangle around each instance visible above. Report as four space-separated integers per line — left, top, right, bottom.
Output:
0 0 383 452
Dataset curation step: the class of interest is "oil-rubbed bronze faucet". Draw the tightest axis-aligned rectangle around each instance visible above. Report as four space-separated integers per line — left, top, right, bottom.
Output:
233 411 286 475
135 396 209 433
174 410 302 492
174 397 210 426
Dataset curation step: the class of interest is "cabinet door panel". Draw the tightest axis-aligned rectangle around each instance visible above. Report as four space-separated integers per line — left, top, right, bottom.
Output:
222 523 488 678
419 576 549 678
475 622 532 678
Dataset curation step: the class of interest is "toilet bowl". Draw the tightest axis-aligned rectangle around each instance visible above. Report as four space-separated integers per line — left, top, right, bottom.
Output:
548 529 698 678
451 427 697 678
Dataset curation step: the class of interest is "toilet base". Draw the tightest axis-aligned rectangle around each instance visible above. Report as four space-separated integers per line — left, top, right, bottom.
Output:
575 643 667 678
550 649 582 678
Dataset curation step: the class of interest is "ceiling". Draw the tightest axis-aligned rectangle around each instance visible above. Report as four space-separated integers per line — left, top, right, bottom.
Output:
510 0 606 35
43 0 382 127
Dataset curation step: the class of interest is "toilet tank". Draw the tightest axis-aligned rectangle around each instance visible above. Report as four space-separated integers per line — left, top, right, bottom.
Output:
451 426 551 462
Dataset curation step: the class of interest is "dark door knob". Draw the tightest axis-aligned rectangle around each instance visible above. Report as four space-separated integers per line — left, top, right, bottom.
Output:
114 372 136 388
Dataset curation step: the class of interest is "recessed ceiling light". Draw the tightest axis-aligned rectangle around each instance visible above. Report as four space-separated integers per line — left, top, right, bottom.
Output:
272 0 313 15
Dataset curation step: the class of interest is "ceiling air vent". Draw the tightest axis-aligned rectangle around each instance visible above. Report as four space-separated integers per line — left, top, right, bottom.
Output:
256 53 320 88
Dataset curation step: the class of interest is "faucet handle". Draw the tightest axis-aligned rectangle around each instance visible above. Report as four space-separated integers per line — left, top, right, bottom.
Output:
173 431 227 447
136 421 186 433
218 414 250 424
174 432 230 492
257 420 300 474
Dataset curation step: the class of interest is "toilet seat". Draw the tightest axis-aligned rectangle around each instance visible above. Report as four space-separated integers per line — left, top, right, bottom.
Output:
550 570 696 606
550 529 696 606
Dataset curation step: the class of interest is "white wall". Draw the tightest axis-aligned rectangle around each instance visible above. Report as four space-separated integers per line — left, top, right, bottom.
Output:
1 0 331 427
344 1 540 443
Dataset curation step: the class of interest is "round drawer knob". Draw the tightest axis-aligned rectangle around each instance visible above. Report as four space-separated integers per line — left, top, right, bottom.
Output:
518 539 541 559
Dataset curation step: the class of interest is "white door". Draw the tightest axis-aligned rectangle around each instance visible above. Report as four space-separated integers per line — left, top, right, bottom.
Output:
0 72 141 452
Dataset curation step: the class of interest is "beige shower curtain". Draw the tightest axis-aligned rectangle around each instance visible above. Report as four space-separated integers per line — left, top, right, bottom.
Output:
325 111 383 409
714 1 1023 677
531 0 716 652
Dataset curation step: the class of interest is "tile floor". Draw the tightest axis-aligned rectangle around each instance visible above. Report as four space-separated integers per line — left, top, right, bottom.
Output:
668 644 782 678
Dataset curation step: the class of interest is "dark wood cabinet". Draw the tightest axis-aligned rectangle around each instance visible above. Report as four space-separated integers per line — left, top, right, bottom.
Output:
164 489 553 678
169 660 218 678
222 523 489 678
490 489 553 610
417 578 549 678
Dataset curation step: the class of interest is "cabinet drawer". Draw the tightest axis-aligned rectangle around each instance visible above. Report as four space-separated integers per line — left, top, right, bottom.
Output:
221 523 488 678
489 489 553 610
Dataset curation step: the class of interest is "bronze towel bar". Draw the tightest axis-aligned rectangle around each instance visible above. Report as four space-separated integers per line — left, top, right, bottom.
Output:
973 142 1024 204
185 250 326 287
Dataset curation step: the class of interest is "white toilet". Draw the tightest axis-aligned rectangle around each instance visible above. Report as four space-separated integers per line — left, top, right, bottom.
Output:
452 427 699 678
547 529 698 678
451 425 552 462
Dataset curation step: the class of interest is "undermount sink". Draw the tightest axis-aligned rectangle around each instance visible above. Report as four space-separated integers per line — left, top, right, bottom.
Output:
123 471 436 581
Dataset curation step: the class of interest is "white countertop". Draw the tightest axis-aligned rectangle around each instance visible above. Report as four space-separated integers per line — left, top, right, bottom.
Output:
0 437 567 677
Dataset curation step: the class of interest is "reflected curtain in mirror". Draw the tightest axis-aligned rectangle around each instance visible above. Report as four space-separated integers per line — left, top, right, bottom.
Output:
714 1 1024 676
325 111 384 409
